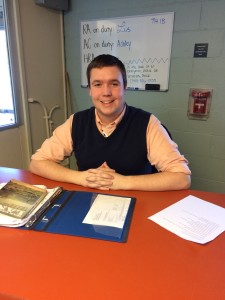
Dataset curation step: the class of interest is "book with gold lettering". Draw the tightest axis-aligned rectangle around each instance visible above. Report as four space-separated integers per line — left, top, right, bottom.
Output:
0 179 62 227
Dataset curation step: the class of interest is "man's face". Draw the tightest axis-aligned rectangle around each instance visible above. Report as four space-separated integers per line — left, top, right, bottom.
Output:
89 66 126 124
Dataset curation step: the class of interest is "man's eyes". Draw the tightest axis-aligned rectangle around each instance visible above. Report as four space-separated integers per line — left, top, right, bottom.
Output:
92 82 120 87
93 82 102 87
112 82 120 86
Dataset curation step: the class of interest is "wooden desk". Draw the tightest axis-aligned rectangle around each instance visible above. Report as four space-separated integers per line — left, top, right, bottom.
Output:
0 167 224 300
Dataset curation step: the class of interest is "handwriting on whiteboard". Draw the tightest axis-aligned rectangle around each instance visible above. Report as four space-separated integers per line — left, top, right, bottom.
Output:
80 13 174 90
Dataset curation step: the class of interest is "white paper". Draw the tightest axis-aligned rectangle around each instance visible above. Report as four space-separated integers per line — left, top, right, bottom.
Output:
148 195 225 244
83 194 131 228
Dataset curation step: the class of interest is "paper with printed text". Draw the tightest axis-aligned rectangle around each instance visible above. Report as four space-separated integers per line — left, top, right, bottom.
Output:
149 195 225 244
83 194 131 228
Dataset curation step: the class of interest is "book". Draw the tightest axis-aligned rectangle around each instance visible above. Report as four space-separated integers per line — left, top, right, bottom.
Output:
0 179 62 227
0 179 47 219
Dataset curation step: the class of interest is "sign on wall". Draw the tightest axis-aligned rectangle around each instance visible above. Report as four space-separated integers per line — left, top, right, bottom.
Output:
80 12 174 91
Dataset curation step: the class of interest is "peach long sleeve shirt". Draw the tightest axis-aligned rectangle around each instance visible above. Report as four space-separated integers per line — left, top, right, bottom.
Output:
31 111 191 175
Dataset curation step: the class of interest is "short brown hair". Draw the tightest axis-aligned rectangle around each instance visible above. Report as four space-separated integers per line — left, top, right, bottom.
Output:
86 54 127 88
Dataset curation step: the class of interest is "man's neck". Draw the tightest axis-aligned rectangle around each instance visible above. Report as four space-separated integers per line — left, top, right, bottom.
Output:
95 105 126 125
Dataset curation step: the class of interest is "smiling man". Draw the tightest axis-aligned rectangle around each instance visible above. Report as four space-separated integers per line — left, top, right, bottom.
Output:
30 54 191 191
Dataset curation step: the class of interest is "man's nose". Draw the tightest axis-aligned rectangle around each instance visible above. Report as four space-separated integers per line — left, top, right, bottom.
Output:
102 84 112 95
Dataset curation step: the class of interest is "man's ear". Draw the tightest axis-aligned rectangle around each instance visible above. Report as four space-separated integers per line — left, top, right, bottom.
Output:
89 86 92 96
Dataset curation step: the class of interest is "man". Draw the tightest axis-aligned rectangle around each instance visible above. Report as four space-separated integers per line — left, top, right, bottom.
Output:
30 54 191 191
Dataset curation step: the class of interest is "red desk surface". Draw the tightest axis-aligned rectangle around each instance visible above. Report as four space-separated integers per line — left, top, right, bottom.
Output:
0 167 224 300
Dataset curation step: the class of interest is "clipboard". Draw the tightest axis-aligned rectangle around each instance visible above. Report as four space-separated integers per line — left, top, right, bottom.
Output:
23 191 136 243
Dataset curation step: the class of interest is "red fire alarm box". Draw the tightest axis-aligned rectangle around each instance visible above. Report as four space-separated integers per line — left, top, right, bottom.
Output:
188 88 212 120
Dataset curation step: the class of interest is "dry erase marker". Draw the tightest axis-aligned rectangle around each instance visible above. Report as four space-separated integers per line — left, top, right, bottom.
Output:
127 87 139 90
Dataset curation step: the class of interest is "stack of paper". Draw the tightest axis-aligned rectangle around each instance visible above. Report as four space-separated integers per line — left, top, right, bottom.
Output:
149 195 225 244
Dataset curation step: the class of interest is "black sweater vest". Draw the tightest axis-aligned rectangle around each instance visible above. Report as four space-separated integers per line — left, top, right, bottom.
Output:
72 105 153 175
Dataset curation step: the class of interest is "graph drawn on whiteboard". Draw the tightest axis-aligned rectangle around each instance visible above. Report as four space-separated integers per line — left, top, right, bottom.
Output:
80 12 174 91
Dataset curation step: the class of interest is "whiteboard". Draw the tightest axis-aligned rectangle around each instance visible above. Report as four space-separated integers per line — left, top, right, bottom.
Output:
80 12 174 91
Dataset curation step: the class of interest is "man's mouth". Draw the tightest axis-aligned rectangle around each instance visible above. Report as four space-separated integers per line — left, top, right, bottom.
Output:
100 100 114 104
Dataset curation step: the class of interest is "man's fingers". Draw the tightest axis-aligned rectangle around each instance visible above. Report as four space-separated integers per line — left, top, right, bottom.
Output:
86 174 114 183
87 170 114 179
86 179 113 189
97 162 116 173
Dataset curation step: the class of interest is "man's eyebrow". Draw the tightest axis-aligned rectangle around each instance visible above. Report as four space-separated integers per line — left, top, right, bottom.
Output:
91 79 121 84
90 80 102 85
111 79 120 82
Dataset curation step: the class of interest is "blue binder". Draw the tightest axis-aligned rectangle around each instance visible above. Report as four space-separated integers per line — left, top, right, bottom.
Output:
25 190 136 243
